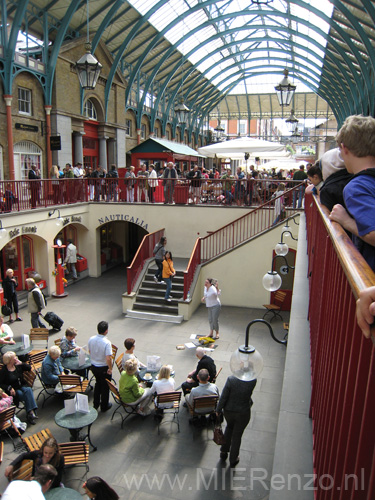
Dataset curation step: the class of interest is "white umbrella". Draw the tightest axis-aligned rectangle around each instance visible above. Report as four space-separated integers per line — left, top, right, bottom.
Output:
198 137 286 159
261 158 309 171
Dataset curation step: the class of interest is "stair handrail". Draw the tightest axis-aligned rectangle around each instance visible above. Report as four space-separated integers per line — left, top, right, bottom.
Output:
183 184 303 299
127 229 165 294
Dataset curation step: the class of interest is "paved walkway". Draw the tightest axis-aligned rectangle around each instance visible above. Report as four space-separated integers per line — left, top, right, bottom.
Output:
0 265 287 499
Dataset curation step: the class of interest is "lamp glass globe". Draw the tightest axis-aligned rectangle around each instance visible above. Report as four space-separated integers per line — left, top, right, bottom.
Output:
262 271 282 291
275 242 289 256
230 347 264 381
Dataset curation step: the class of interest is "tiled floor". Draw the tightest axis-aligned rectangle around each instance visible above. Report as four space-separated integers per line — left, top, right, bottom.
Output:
0 265 287 499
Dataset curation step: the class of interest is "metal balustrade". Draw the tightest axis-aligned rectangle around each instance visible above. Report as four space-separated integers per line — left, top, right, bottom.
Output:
305 192 375 499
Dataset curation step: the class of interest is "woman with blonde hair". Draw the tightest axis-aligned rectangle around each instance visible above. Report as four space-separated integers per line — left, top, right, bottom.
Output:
0 351 38 424
49 164 60 204
119 358 152 416
150 365 175 418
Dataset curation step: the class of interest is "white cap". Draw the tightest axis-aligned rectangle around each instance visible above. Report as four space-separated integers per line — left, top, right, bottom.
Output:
320 148 345 180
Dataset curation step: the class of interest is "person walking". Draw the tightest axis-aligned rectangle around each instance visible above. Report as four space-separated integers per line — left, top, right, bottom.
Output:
88 321 113 412
162 251 176 302
3 269 22 323
64 239 77 280
216 375 257 468
202 278 221 339
153 236 167 284
26 278 46 328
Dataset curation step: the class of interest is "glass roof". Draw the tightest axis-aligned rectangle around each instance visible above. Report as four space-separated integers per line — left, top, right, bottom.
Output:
129 0 334 94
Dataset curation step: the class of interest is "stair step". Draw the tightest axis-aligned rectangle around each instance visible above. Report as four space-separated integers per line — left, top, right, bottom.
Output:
126 309 184 324
136 295 183 304
133 302 179 314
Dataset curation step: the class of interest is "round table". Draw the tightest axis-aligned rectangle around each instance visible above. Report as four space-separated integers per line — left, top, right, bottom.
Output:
61 354 91 372
1 341 33 357
138 367 175 387
45 487 83 499
55 406 98 452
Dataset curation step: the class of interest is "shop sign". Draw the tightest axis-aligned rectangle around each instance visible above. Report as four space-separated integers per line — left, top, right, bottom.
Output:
98 214 148 231
62 215 82 226
50 136 61 150
15 123 38 132
8 226 37 238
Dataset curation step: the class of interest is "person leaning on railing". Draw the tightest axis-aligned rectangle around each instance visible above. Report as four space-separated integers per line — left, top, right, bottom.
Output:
356 287 375 338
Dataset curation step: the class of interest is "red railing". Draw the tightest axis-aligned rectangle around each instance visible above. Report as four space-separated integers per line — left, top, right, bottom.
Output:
127 229 165 295
305 192 375 499
0 178 303 213
183 184 303 299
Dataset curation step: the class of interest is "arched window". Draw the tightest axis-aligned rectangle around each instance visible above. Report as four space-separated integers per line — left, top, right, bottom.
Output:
13 141 42 180
84 99 98 121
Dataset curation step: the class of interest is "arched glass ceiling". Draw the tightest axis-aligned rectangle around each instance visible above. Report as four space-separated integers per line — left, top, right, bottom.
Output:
129 0 334 94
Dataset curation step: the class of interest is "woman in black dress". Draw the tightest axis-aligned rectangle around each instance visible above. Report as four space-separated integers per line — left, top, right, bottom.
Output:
3 269 22 323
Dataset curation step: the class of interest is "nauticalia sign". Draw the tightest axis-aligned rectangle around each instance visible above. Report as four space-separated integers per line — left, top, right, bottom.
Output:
98 214 148 231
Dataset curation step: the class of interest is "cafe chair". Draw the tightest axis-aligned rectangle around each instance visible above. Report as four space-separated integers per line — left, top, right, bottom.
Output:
187 395 219 425
29 328 49 356
59 441 90 477
8 459 33 482
58 374 89 395
0 406 23 450
262 290 287 322
106 380 140 428
154 391 182 435
27 350 48 371
33 362 59 408
23 428 55 452
15 367 37 418
54 338 61 347
115 353 124 376
0 441 3 464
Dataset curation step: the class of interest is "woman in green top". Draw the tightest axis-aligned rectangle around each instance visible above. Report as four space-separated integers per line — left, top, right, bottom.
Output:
119 358 153 416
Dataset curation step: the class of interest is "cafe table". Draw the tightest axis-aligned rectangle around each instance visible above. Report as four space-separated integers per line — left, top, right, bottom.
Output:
1 341 33 357
55 406 98 452
45 486 83 499
61 353 91 379
138 366 175 387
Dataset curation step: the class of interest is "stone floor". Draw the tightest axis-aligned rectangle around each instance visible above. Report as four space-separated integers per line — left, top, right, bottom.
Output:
0 265 288 499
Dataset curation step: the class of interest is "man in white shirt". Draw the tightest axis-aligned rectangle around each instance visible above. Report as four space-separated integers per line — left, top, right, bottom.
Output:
88 321 113 412
2 463 57 500
64 239 77 280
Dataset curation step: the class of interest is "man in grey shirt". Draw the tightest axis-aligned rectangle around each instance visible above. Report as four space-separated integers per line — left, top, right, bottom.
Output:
186 369 219 414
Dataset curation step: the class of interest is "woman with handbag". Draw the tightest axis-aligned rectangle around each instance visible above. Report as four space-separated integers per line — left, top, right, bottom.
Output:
216 375 257 468
3 268 22 323
162 251 176 302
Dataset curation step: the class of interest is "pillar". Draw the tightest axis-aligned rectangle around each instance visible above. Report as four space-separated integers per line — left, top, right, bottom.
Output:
73 132 84 165
45 105 52 175
99 136 108 170
3 95 14 180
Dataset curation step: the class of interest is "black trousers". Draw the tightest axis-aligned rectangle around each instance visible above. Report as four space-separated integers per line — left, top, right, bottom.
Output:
181 380 199 396
91 365 111 410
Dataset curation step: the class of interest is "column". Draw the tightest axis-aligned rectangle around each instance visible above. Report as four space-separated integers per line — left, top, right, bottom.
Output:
136 128 141 145
45 105 52 175
107 138 117 166
99 136 108 170
3 95 14 180
74 132 84 165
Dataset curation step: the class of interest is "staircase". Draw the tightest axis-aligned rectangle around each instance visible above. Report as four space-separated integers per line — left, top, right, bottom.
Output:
126 267 185 323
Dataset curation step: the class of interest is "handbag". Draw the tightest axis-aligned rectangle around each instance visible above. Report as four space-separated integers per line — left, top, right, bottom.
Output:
1 302 11 316
213 425 226 445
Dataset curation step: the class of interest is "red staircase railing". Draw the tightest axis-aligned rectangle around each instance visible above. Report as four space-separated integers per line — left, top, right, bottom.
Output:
305 192 375 499
127 229 165 294
183 184 303 299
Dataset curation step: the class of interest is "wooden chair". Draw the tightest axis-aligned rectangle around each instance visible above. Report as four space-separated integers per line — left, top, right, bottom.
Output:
263 290 287 321
23 428 54 452
154 391 182 434
111 344 118 367
212 367 222 384
0 406 20 449
54 338 62 347
115 353 124 375
59 441 89 476
9 459 33 481
15 368 37 418
58 374 89 394
0 441 3 464
33 362 59 408
27 350 47 371
187 395 219 422
29 329 49 357
106 380 140 428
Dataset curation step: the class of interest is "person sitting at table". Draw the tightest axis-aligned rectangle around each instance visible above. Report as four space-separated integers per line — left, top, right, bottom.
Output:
83 476 119 500
181 346 217 396
4 437 64 489
0 387 14 411
0 351 38 424
2 464 57 500
0 315 15 345
149 365 175 420
121 337 146 372
119 358 153 416
186 368 219 414
60 327 81 358
41 346 64 389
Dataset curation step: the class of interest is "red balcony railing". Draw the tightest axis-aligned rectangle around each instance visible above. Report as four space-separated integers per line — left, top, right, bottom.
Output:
127 229 165 295
183 184 303 299
305 192 375 499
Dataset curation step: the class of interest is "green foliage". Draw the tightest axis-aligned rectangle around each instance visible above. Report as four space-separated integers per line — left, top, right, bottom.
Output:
286 144 295 155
